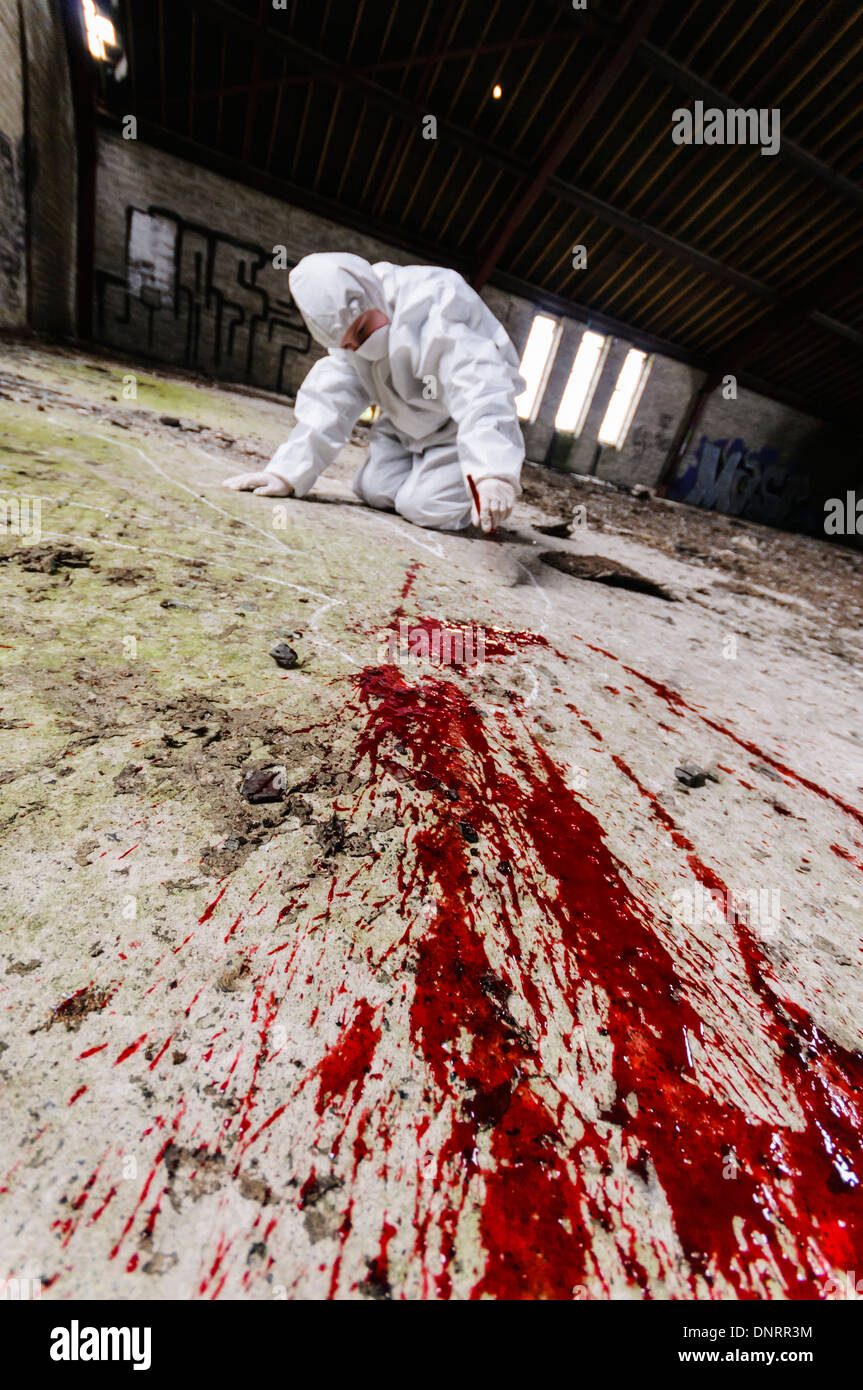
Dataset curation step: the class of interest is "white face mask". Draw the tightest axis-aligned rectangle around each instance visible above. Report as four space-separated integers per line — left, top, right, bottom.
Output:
354 324 390 361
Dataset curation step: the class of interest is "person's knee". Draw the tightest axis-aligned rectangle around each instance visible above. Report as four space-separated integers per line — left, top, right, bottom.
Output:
354 472 397 511
354 457 401 511
395 479 470 531
354 439 411 511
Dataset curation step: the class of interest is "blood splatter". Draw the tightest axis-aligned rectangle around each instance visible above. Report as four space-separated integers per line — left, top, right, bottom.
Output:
347 661 863 1298
315 1000 382 1117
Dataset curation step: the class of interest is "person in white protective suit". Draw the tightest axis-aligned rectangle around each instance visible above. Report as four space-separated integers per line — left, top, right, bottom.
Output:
223 252 525 533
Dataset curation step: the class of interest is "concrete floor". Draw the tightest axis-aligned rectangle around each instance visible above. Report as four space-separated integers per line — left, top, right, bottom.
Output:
0 340 861 1300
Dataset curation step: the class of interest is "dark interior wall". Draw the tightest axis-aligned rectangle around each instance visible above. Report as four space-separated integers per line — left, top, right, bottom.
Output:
0 0 27 328
26 0 77 334
91 130 533 400
91 123 860 540
0 0 76 335
666 390 860 539
2 12 856 541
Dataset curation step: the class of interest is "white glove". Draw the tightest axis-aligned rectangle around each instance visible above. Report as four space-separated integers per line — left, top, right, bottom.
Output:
222 471 294 497
470 477 516 533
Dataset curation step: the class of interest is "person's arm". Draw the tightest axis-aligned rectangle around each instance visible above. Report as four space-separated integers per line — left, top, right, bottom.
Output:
224 354 371 498
434 332 524 529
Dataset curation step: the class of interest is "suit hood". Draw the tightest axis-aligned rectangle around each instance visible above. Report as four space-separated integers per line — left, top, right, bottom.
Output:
288 253 388 350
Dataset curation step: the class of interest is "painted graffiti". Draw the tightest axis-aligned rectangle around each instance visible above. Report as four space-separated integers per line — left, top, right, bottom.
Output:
626 413 675 467
669 435 812 528
94 207 312 394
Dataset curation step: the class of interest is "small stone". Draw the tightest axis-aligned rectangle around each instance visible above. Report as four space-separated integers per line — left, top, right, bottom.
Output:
315 814 346 855
269 641 299 669
674 761 715 789
459 820 479 843
241 767 287 803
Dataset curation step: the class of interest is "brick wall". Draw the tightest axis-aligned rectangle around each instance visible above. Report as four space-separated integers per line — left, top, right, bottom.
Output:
25 0 77 335
93 131 534 399
92 130 857 532
0 0 27 329
0 0 76 335
666 385 855 535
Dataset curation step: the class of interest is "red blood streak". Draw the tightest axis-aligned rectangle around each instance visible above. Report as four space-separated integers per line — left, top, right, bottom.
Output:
109 1138 174 1259
244 1103 287 1148
298 1171 318 1208
352 663 863 1299
567 702 603 742
224 914 244 943
224 981 284 1148
831 843 863 873
77 1043 108 1060
392 614 549 663
148 1036 173 1071
114 1034 147 1066
88 1185 117 1224
198 1235 232 1296
600 648 863 829
315 1000 382 1116
199 885 228 923
68 1086 87 1106
395 560 422 611
139 1199 161 1247
70 1160 106 1213
620 665 688 711
365 1217 397 1297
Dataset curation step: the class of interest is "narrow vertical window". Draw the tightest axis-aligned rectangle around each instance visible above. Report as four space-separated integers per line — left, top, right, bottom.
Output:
597 349 651 447
515 315 561 423
554 330 607 434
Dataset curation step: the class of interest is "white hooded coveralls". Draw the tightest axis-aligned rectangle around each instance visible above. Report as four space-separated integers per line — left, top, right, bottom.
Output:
266 253 525 531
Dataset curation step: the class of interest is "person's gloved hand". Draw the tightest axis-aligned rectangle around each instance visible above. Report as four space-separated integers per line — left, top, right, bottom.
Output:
222 472 294 497
470 477 516 533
